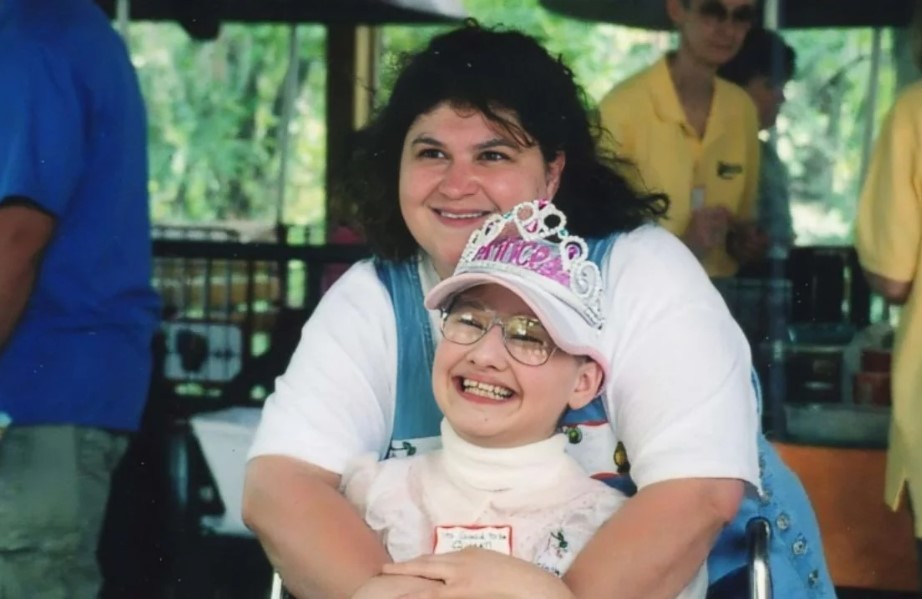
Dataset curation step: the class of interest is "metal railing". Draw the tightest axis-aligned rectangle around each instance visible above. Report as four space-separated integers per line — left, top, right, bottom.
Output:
151 227 369 410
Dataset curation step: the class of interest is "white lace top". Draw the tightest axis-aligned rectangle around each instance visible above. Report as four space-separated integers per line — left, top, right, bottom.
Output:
342 419 627 576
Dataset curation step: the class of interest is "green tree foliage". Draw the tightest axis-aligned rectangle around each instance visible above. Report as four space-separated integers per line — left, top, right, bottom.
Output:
133 22 327 229
378 0 666 105
780 29 900 244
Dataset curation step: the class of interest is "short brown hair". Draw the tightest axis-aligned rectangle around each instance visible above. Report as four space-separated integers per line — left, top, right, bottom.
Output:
718 27 796 86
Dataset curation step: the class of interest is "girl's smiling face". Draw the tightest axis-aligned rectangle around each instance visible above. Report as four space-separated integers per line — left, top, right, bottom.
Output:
432 284 601 449
398 103 564 279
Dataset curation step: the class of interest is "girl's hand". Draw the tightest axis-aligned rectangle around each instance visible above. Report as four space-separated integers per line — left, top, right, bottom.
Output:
382 548 575 599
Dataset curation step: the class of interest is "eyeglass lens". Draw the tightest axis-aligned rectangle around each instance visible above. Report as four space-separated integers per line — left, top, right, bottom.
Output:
441 306 555 366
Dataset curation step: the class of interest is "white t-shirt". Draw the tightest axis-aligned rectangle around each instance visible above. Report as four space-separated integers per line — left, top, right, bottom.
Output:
248 225 760 491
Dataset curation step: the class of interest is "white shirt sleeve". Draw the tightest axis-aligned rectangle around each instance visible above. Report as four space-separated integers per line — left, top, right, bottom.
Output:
340 452 387 516
601 226 760 490
247 261 398 474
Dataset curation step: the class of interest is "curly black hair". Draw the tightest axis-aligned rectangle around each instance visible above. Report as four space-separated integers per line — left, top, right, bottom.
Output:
342 21 668 261
718 26 796 87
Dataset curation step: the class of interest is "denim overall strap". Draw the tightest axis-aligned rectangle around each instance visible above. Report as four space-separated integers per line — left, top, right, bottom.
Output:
585 236 615 268
555 234 638 495
374 259 443 457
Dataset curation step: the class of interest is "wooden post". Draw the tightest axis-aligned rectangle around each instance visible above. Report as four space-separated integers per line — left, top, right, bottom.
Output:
325 25 378 233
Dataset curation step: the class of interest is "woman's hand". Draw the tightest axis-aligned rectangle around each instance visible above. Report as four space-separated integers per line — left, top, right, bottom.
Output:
351 574 444 599
381 548 575 599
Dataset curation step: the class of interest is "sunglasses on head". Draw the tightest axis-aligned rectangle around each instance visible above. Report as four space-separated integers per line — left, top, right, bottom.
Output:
696 1 757 25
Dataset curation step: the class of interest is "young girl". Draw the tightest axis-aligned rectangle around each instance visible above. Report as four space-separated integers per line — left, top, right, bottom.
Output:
344 201 706 598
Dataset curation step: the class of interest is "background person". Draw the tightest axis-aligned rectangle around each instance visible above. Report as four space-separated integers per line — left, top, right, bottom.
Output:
0 0 159 595
243 23 831 599
719 26 797 260
855 0 922 584
599 0 768 277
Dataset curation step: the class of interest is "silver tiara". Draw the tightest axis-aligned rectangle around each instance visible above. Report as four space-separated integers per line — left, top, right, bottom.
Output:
457 199 605 328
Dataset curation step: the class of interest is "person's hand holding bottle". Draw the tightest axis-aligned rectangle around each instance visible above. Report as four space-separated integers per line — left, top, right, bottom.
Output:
682 206 732 258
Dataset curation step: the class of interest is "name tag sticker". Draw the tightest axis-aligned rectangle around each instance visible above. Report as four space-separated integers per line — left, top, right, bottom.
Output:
433 525 513 556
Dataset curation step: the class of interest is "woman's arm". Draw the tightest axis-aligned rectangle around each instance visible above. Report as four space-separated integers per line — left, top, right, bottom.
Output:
578 228 760 597
856 87 922 304
564 478 742 599
243 456 391 599
383 548 574 599
862 269 912 305
352 574 445 599
243 262 399 597
727 105 768 266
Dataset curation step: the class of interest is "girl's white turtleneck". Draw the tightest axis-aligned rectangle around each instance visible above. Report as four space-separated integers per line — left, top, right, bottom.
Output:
340 417 629 576
438 418 573 494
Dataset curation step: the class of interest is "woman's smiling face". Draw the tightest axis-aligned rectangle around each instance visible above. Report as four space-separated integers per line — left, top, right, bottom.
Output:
398 103 564 279
431 284 601 449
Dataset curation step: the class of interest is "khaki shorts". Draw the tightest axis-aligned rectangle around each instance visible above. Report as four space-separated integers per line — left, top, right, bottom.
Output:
0 425 128 599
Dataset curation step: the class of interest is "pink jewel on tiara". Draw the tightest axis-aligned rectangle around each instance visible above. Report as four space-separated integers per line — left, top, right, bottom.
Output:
455 199 605 328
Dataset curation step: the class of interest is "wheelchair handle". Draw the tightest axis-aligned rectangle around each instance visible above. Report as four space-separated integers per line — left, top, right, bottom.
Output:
747 516 773 599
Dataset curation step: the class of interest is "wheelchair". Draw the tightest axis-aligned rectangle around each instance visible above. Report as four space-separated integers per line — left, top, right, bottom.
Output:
267 517 773 599
164 416 272 598
162 410 772 599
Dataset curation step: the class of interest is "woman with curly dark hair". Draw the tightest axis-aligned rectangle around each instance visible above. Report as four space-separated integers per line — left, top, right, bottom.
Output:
345 23 666 267
244 21 829 598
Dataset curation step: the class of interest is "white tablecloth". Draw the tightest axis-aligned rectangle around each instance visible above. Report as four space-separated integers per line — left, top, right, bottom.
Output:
190 406 261 537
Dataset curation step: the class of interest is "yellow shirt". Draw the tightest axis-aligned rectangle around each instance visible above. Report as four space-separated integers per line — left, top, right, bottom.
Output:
599 55 761 277
856 80 922 536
